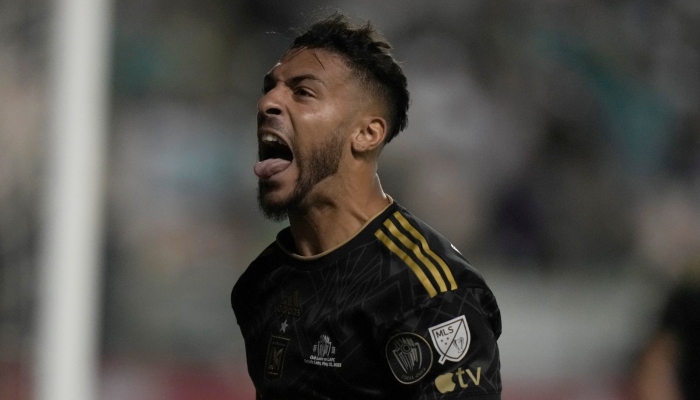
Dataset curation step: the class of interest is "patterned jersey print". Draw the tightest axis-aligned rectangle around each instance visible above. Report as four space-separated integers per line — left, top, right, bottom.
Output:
232 201 501 400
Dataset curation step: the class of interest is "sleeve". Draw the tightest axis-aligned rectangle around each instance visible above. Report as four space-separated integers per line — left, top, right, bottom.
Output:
383 285 502 400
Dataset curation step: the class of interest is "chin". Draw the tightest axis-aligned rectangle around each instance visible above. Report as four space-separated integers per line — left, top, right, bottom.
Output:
257 183 294 221
258 197 289 222
259 181 291 202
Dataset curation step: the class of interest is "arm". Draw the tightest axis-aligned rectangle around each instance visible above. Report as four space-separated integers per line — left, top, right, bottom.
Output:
384 285 502 399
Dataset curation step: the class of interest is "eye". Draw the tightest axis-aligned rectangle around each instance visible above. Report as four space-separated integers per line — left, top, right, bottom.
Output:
294 87 313 97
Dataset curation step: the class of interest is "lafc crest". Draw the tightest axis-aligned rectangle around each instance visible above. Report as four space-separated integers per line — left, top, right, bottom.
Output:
428 315 470 364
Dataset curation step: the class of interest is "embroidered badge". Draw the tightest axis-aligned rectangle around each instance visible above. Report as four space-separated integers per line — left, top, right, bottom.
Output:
265 336 290 380
303 334 342 368
385 332 433 384
428 315 470 364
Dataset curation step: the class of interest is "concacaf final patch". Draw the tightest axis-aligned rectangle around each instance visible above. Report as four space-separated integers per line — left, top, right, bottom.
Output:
385 332 433 384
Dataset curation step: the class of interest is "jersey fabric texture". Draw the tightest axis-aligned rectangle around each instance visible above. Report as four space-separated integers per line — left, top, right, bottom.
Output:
232 200 502 399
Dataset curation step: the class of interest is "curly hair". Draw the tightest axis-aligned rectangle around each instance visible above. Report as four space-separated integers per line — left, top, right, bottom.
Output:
289 13 409 143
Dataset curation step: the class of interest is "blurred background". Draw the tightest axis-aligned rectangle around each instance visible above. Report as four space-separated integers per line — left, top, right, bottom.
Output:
2 0 700 399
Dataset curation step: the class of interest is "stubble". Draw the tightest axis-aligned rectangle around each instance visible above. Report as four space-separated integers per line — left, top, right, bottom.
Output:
258 129 346 221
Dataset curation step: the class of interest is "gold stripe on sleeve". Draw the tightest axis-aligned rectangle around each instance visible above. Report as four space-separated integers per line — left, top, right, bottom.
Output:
375 229 438 297
393 212 458 291
383 219 447 293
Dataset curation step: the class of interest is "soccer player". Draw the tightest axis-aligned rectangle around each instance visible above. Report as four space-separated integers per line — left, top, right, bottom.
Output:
231 13 502 399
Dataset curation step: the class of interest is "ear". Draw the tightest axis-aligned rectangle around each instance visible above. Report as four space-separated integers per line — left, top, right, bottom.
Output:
351 116 387 155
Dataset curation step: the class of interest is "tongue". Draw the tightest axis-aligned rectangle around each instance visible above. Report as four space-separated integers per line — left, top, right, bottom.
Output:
254 158 292 179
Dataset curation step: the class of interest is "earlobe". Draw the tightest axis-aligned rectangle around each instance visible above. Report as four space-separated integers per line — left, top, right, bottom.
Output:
352 117 387 154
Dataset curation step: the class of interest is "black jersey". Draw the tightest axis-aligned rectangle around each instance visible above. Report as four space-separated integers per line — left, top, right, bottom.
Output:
232 200 501 399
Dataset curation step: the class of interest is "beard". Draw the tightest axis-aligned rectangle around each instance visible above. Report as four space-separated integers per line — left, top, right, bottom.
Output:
257 129 346 221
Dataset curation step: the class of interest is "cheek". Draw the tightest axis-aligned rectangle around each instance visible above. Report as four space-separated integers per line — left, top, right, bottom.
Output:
297 104 338 127
295 109 342 142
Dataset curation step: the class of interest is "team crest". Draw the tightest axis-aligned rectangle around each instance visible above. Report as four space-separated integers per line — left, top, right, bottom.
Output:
265 336 290 380
385 333 433 384
428 315 470 364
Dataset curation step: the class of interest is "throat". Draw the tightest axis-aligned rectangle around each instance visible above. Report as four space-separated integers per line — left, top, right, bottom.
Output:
289 205 353 257
288 197 386 257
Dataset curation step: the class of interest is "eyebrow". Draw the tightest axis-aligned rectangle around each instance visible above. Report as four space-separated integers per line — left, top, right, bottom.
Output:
263 73 326 91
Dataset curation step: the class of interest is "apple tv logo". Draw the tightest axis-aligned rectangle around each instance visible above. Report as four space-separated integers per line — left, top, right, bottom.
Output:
434 367 481 393
435 371 457 393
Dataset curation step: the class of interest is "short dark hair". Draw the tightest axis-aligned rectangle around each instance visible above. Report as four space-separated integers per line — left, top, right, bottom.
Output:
289 13 409 143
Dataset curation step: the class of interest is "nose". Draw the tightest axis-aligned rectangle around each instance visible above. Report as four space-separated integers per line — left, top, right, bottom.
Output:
257 86 283 118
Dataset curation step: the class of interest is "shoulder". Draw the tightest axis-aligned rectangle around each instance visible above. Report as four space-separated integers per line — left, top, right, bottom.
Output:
373 203 490 298
372 202 502 335
376 206 502 398
239 239 280 278
230 238 284 312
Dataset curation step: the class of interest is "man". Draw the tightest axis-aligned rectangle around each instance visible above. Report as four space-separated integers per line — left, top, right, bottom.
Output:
231 13 501 399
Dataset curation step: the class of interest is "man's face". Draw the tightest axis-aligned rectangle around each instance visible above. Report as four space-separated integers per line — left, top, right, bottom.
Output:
255 48 359 220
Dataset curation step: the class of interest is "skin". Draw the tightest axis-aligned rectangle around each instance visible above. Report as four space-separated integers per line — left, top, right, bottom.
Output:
256 47 390 256
632 332 681 400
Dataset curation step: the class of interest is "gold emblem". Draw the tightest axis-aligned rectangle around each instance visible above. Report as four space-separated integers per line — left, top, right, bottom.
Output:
386 332 433 384
435 367 481 393
265 336 290 380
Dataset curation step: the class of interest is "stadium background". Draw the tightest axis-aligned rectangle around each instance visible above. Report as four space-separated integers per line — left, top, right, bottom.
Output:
1 0 699 399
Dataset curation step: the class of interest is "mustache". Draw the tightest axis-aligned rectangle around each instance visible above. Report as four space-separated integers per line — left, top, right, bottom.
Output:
257 114 286 132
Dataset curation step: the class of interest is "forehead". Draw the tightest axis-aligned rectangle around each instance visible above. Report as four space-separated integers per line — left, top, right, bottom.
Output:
266 48 353 84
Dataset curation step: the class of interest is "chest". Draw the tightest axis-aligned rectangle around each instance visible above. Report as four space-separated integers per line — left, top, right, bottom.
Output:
241 254 406 397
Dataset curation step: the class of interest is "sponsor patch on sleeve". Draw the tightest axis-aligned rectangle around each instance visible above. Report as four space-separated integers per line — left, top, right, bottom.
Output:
428 315 471 364
385 332 433 384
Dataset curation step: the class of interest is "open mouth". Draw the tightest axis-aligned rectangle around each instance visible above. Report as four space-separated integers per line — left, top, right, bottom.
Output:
259 133 293 162
254 133 294 180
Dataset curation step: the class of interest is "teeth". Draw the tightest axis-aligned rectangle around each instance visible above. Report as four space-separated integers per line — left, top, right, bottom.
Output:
262 133 281 144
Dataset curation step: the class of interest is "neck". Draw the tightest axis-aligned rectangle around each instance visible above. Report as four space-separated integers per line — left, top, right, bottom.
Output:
288 174 389 256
